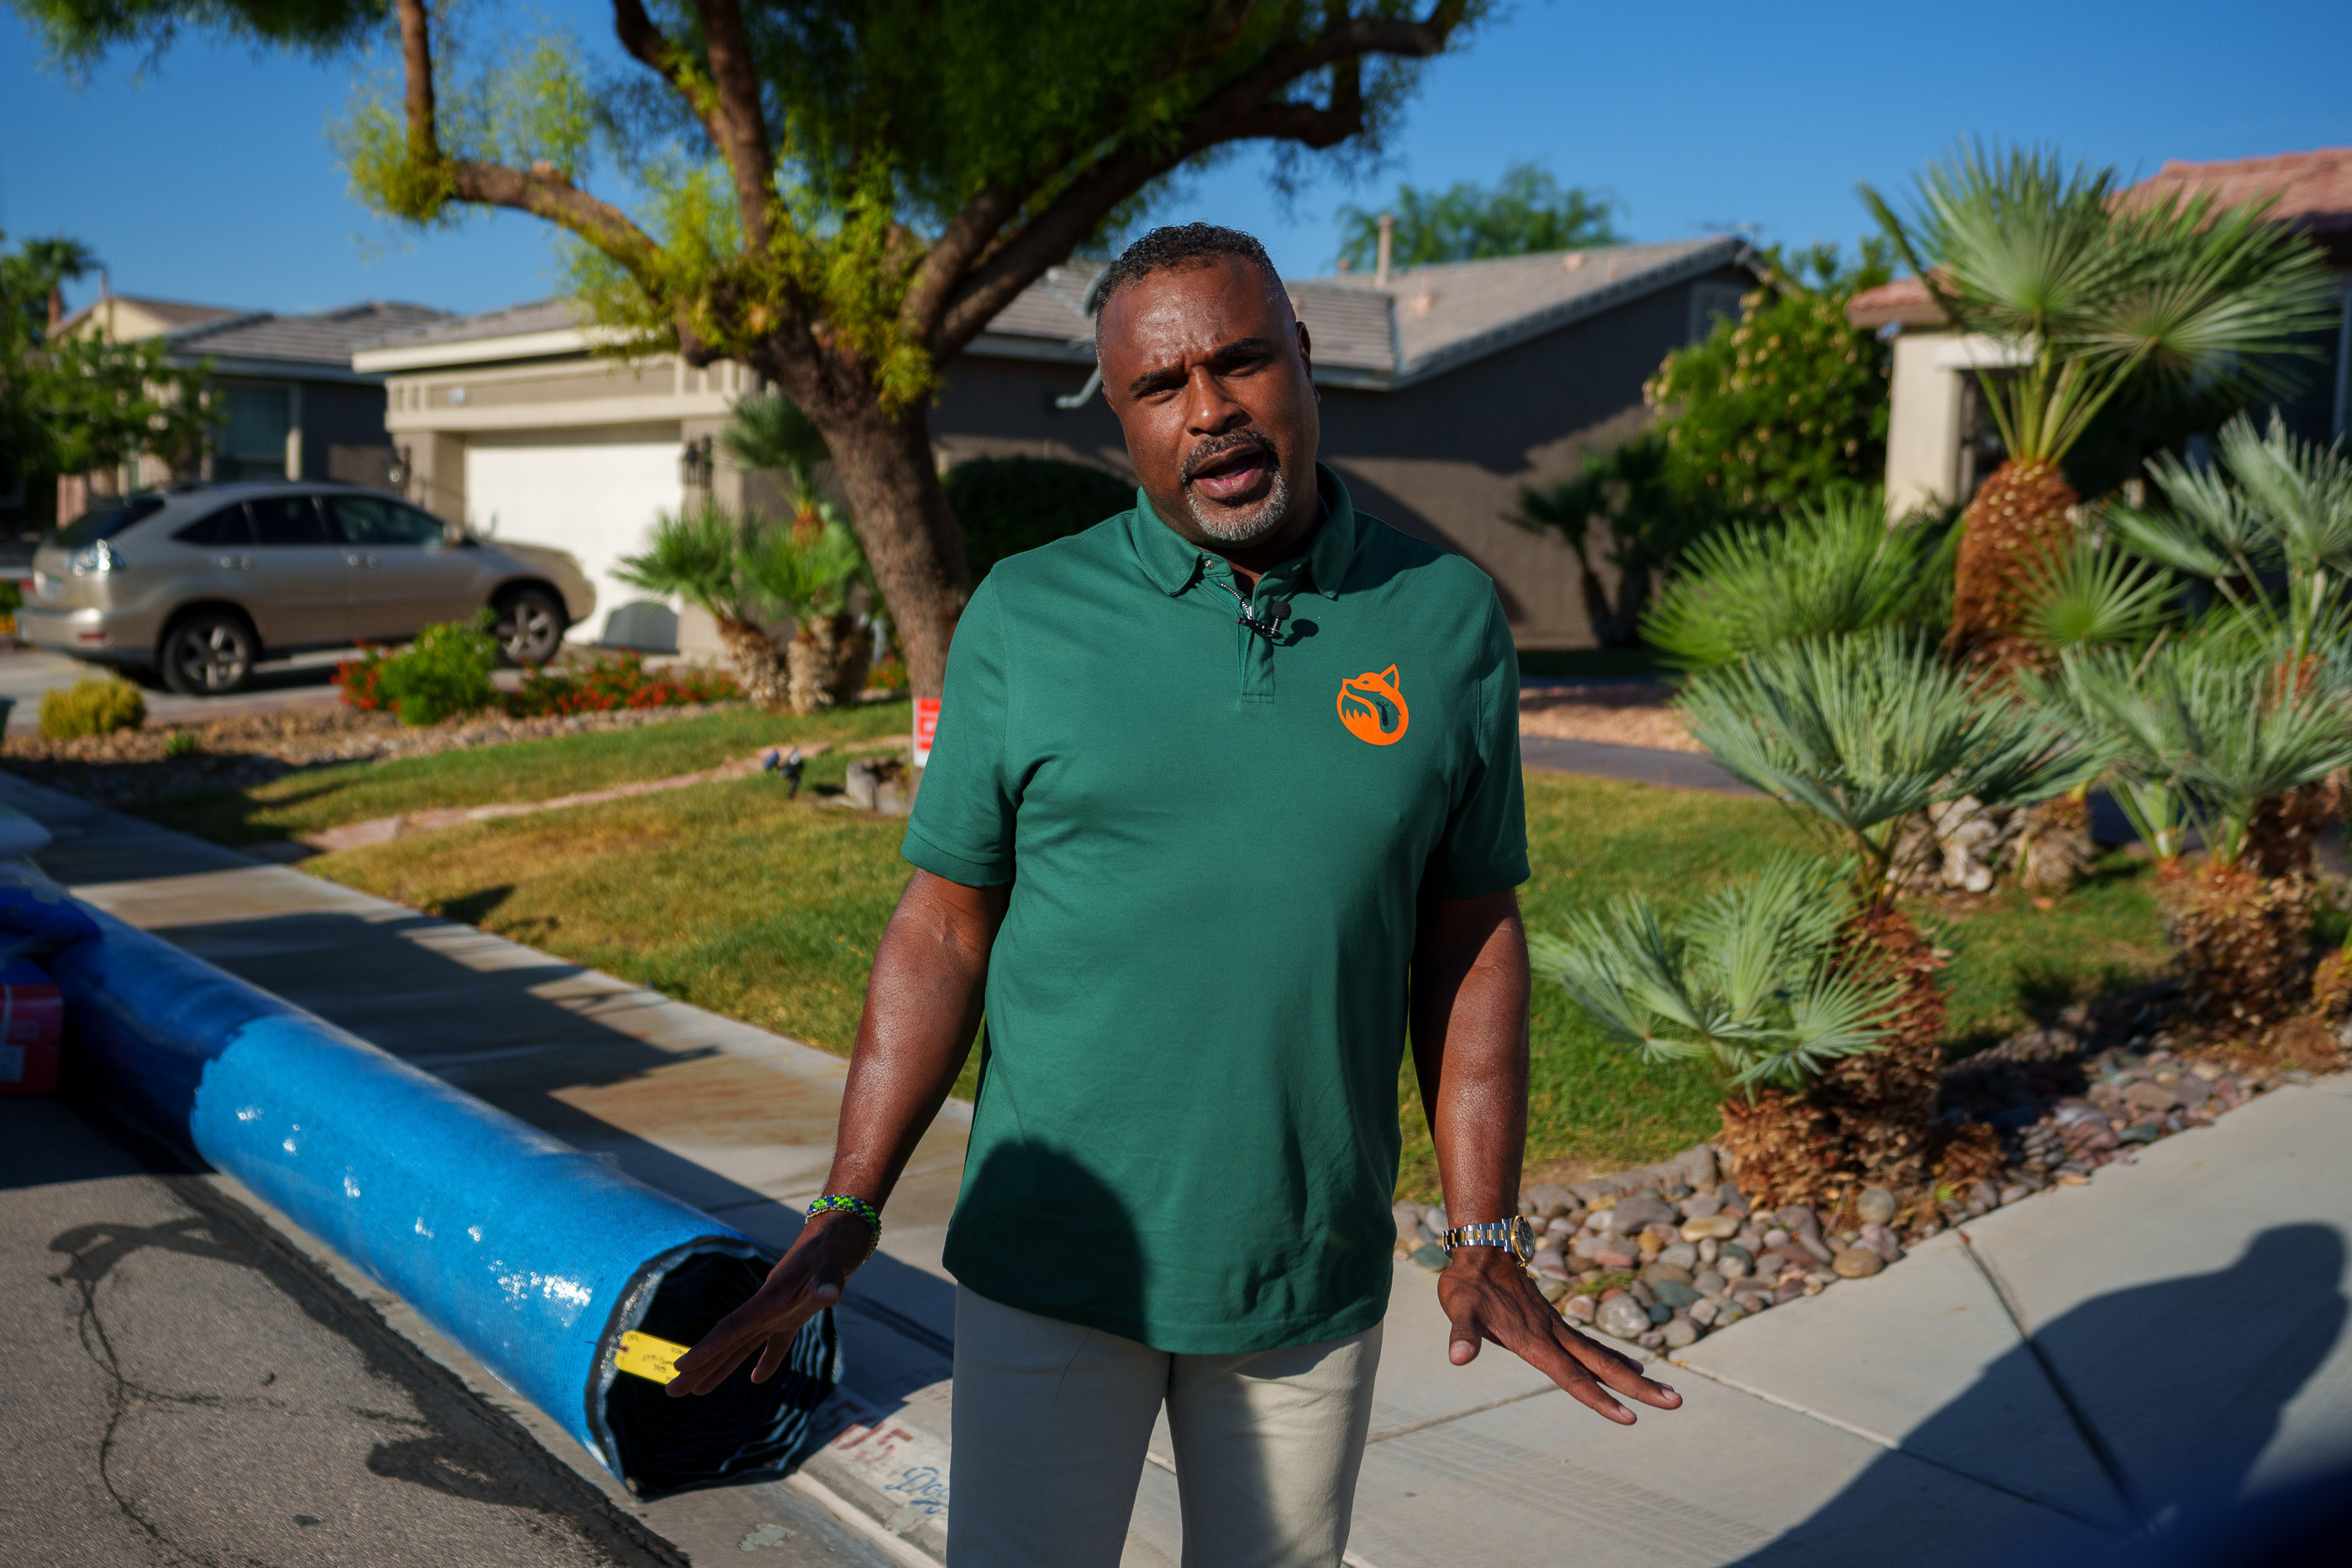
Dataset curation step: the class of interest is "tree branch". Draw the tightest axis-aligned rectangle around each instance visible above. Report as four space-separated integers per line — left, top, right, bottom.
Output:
395 0 434 152
932 2 1466 355
692 0 779 251
449 161 663 279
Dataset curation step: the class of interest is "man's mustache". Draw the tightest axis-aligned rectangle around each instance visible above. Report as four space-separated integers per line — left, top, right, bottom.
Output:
1180 429 1279 485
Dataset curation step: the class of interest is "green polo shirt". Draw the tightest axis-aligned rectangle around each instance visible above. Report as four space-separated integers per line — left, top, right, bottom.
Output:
903 465 1526 1354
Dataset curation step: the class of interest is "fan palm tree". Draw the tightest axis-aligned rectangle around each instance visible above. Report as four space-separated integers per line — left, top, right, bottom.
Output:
1861 143 2337 669
614 501 790 707
724 395 875 705
1642 490 1952 669
2043 633 2352 1027
1670 627 2091 1193
2108 412 2352 669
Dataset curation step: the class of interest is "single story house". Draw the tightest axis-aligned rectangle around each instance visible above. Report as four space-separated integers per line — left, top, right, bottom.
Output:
1850 148 2352 517
54 295 451 519
354 238 1760 653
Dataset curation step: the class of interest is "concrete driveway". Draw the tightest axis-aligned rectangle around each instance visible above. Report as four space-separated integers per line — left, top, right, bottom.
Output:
0 642 347 732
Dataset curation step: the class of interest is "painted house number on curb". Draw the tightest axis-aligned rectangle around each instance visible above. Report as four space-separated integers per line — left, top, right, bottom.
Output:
827 1416 952 1533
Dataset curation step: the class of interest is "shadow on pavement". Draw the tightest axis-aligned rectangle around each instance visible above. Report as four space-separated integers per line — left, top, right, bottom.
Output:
1737 1224 2349 1564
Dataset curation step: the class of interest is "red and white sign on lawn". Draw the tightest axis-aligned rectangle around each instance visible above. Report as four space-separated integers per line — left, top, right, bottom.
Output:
911 696 941 768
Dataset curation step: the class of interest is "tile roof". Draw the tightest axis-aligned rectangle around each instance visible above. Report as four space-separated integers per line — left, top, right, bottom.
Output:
1845 276 1945 330
169 301 453 367
55 294 248 336
355 296 586 350
362 236 1751 388
2125 147 2352 261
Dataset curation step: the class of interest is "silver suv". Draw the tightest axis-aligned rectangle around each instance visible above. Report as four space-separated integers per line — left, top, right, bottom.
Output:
22 482 597 695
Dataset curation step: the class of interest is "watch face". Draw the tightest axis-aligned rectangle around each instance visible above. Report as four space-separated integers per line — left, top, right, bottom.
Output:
1509 1215 1536 1261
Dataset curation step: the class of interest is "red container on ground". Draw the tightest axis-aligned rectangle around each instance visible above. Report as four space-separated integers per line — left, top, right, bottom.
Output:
0 959 65 1095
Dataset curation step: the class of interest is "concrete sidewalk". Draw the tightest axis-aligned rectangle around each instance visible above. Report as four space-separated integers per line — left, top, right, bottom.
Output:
7 768 2349 1565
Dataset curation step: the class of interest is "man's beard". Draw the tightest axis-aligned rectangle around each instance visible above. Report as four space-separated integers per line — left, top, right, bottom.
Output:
1180 431 1292 545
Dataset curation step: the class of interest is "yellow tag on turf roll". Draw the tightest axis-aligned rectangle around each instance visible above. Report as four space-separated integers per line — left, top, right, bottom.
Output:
616 1329 690 1384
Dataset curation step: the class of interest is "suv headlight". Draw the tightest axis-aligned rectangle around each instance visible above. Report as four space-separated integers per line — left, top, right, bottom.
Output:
68 540 125 574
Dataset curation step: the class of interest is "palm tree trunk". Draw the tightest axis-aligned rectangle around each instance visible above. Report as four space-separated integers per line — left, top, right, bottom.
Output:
1948 458 2078 671
1721 907 1949 1213
716 617 789 709
785 611 869 715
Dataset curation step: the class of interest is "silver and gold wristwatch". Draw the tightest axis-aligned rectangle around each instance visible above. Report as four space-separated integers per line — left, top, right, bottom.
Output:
1439 1215 1537 1267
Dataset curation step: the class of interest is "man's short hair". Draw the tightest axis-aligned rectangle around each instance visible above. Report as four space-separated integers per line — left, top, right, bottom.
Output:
1091 223 1286 330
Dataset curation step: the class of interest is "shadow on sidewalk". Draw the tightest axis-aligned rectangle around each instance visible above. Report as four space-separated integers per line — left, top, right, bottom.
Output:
1735 1224 2348 1565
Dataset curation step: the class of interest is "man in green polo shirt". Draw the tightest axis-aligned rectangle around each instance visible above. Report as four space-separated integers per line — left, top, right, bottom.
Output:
671 223 1679 1565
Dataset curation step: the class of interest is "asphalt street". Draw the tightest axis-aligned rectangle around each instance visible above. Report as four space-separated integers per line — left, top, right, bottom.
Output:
1 1095 894 1567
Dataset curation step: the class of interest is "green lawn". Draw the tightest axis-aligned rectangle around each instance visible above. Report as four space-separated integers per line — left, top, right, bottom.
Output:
144 721 2171 1193
134 701 914 846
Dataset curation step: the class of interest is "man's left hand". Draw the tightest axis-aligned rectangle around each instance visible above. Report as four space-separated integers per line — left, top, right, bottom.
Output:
1436 1250 1683 1425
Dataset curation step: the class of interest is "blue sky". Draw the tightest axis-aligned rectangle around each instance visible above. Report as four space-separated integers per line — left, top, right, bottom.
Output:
4 1 2347 322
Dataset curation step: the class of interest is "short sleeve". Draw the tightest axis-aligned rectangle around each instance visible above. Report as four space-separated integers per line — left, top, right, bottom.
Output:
902 576 1017 886
1428 590 1530 899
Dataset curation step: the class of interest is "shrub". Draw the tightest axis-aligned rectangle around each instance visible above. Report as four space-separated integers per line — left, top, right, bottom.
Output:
39 676 146 738
339 616 499 726
509 651 741 717
943 456 1133 580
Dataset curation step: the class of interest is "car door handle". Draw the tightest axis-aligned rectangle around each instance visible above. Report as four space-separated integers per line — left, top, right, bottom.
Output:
346 553 380 569
217 553 251 569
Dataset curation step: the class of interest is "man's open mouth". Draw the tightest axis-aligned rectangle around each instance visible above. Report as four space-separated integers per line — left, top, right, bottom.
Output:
1183 435 1277 503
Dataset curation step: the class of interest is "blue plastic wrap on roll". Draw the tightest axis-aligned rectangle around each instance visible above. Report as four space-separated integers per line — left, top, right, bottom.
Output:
45 901 837 1490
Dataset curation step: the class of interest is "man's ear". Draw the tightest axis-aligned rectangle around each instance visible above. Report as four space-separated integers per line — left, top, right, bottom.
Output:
1295 320 1314 379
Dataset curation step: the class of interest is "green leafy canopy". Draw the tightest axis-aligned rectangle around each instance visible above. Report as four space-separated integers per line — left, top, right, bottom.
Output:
1335 158 1620 270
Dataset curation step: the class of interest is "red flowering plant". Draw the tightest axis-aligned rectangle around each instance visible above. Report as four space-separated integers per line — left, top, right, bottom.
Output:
507 653 741 717
334 648 394 712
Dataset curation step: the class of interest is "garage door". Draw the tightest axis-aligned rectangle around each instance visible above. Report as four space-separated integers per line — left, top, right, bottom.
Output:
464 431 682 648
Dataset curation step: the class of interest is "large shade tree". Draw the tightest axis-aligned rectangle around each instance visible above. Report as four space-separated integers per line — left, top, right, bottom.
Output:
16 0 1491 694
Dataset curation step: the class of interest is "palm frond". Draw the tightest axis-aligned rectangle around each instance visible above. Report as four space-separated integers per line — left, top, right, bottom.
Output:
723 396 832 511
2018 536 2174 652
1642 490 1950 669
740 512 868 619
1530 852 1909 1091
613 499 755 623
2054 636 2352 866
1677 627 2092 879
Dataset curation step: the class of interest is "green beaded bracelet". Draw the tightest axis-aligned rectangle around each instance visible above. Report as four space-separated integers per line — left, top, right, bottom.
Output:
807 1193 882 1258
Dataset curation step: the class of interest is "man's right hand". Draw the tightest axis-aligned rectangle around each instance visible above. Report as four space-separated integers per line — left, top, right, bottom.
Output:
664 1213 873 1398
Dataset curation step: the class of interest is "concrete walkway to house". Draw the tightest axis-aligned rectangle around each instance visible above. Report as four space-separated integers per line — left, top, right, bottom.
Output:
4 769 2349 1565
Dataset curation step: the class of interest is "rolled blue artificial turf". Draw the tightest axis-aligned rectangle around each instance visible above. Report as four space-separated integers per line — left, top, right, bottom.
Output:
45 899 837 1492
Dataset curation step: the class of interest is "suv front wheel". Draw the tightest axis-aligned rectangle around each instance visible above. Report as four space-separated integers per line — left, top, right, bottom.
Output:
160 611 258 696
491 587 567 667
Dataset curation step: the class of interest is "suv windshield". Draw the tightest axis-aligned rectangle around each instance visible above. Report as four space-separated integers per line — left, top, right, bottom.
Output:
49 496 168 550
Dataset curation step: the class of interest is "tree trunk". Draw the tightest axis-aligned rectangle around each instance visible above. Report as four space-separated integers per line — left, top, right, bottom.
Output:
811 401 971 698
715 616 789 709
1947 458 2077 672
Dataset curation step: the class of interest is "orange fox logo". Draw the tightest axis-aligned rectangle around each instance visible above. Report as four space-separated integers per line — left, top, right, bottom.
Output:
1337 667 1410 745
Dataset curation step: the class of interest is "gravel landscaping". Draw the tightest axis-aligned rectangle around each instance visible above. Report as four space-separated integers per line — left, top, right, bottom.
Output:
1518 682 1703 754
1401 996 2347 1356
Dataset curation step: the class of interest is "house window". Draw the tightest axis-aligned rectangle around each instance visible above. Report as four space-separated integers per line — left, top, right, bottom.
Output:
216 385 291 481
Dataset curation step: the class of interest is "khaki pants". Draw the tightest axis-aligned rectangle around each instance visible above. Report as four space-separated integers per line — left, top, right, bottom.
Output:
947 1286 1383 1568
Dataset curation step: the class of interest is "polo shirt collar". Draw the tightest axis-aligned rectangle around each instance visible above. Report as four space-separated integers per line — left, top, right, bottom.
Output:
1126 462 1359 600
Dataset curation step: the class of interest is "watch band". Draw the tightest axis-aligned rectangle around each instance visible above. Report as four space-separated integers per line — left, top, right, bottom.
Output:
1439 1215 1536 1264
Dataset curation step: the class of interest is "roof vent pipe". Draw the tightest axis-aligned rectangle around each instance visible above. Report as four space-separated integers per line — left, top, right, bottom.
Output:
1375 212 1394 287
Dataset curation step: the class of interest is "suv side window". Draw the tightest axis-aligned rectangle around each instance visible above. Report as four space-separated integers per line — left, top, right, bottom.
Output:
174 505 255 547
329 495 447 547
249 496 329 546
